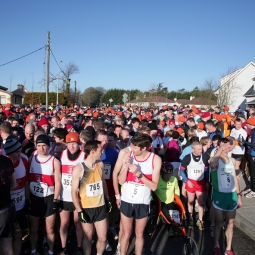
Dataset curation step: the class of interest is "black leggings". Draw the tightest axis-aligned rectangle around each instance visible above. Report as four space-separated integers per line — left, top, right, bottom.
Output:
247 154 255 192
161 202 178 219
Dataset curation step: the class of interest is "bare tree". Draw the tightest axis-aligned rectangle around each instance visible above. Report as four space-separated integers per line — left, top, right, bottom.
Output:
215 66 241 109
199 78 218 108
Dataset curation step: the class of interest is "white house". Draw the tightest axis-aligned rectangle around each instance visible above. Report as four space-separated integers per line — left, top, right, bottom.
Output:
215 61 255 112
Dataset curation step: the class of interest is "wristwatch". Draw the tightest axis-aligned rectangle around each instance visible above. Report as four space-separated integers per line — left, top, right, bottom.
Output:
137 173 144 179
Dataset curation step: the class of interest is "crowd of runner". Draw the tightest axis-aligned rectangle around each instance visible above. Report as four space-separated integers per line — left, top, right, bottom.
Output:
0 102 254 255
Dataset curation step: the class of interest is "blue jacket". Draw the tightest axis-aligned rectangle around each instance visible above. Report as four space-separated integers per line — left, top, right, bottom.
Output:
246 129 255 156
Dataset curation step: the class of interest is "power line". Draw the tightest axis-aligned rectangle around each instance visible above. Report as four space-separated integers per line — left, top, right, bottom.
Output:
50 49 67 78
0 46 46 67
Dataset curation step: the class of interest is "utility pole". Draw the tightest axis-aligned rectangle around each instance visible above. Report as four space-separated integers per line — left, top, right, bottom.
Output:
74 80 77 104
45 31 50 109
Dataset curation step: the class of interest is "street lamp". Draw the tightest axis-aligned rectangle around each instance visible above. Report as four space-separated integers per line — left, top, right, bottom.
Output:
57 60 63 105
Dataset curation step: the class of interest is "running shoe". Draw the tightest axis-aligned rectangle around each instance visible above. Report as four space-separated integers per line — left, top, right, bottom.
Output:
210 226 214 237
105 241 112 252
243 189 251 195
114 246 120 255
110 227 118 240
73 248 83 255
58 249 68 255
196 219 205 230
213 247 221 255
224 250 235 255
245 191 255 198
31 251 40 255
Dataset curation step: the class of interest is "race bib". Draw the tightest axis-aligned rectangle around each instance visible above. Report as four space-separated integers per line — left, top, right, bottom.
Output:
104 164 111 179
169 210 180 223
11 189 25 205
126 182 146 200
86 181 103 197
30 182 48 197
220 173 232 189
62 174 72 191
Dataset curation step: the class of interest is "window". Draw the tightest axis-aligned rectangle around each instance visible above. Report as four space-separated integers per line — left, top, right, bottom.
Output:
0 95 6 105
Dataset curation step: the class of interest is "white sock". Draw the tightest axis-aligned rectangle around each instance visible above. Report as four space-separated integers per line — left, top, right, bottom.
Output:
48 250 54 255
31 249 36 254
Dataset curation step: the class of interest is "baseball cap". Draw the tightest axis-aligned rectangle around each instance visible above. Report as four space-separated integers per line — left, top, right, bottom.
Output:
202 112 211 118
36 135 50 146
66 132 80 143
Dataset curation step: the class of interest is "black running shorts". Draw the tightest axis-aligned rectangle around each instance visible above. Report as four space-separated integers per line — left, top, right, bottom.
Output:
82 205 107 224
59 201 75 212
120 200 149 219
14 207 28 230
29 194 55 218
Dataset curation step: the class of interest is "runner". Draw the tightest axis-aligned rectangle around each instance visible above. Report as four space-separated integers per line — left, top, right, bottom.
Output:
58 132 86 255
180 141 210 230
210 142 242 255
29 135 61 255
118 133 162 255
71 140 110 255
4 137 29 255
0 145 16 255
95 130 118 245
155 162 180 236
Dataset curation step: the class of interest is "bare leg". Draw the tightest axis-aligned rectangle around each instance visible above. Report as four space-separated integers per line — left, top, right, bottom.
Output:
135 217 148 255
120 213 133 255
45 213 56 252
94 218 108 255
73 210 84 247
196 191 205 220
29 215 40 251
13 228 22 255
187 191 195 218
80 222 94 255
59 210 70 249
213 207 224 248
225 210 236 251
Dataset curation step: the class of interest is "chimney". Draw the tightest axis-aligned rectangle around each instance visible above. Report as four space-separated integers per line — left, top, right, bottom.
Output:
190 96 195 101
17 84 24 90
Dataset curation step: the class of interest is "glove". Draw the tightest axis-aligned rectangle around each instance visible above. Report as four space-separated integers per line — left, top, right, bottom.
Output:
78 211 88 223
105 198 112 213
52 199 59 213
24 199 31 214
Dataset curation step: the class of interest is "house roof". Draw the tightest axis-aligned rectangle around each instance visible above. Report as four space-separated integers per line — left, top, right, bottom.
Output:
11 89 25 97
129 96 175 104
246 99 255 104
189 97 217 105
0 89 12 95
215 61 255 95
243 85 255 97
175 99 190 105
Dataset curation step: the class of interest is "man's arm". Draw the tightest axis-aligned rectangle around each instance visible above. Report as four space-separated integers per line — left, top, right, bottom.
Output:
231 158 242 207
117 151 130 185
71 163 83 212
53 158 61 200
112 149 128 195
129 154 162 191
99 161 109 199
10 172 16 191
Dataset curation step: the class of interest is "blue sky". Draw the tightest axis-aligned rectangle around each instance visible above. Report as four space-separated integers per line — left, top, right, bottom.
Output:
1 1 255 94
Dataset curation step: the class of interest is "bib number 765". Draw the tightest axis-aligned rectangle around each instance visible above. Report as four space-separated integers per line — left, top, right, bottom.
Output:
89 183 100 191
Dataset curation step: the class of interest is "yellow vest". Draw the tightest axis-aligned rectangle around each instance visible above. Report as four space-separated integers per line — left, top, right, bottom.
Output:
79 162 105 208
